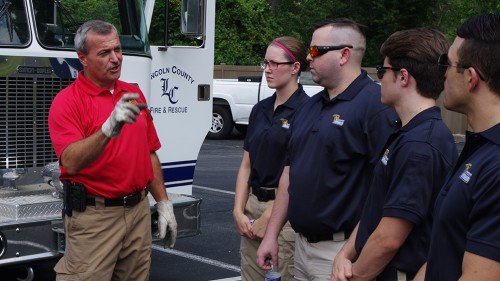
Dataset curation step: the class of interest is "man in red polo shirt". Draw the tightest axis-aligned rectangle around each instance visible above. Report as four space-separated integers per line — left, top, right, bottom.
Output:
48 20 176 280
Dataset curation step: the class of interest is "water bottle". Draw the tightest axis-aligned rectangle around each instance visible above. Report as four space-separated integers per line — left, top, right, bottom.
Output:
264 261 281 281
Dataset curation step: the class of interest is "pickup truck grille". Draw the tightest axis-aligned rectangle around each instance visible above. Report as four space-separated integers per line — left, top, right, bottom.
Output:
0 77 73 169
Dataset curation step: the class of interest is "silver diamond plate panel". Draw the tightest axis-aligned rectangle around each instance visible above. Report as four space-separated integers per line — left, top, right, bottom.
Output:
0 185 62 220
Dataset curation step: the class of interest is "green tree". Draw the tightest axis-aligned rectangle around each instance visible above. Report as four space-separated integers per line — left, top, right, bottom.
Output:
275 0 435 66
272 0 351 65
148 0 201 46
63 0 119 30
426 0 500 40
270 0 498 66
349 0 435 66
274 0 346 44
214 0 283 65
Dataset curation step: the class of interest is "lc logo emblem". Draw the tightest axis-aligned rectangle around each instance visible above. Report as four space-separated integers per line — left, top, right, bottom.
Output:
161 78 179 104
459 163 473 183
332 114 345 126
280 118 290 129
381 149 389 165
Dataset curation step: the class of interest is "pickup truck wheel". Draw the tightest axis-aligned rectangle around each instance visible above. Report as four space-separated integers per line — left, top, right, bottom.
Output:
208 105 234 139
234 124 247 136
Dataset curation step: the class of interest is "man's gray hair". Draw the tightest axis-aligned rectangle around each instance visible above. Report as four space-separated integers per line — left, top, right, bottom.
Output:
74 20 118 54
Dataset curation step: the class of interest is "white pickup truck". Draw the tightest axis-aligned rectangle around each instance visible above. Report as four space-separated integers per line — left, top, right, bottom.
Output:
209 72 323 139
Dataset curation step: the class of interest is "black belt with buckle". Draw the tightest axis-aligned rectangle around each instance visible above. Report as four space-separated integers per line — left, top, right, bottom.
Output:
87 190 147 207
302 230 352 243
251 186 276 202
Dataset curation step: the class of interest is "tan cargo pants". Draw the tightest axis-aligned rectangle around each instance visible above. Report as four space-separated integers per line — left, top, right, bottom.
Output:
240 193 295 281
55 196 152 281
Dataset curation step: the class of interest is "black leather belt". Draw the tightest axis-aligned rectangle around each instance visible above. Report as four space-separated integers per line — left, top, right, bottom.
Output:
87 190 147 207
302 230 351 243
251 186 276 202
377 267 413 281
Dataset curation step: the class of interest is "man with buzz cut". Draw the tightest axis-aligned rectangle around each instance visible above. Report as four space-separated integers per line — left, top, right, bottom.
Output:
331 27 457 281
256 18 399 280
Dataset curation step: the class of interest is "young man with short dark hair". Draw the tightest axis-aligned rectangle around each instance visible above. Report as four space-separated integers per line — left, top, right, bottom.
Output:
331 28 458 281
423 13 500 281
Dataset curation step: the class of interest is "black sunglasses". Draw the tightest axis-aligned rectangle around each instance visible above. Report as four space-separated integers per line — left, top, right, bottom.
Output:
309 45 353 58
375 65 402 80
438 53 485 80
438 53 457 68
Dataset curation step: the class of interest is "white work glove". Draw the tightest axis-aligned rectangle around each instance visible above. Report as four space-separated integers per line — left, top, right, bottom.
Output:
101 93 147 138
156 200 178 248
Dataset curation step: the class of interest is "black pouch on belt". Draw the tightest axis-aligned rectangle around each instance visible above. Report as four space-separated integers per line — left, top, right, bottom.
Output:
71 182 87 213
62 181 73 217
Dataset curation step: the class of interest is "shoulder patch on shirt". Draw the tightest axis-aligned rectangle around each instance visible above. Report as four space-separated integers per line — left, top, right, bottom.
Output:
459 163 473 183
332 114 345 126
280 118 290 129
381 149 389 165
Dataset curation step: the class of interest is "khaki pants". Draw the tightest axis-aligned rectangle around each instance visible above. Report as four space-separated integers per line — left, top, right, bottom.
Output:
240 194 295 281
294 233 346 281
55 196 152 281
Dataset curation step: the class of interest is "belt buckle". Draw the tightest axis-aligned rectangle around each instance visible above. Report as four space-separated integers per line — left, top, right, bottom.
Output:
396 270 408 281
123 193 139 207
303 233 320 243
333 231 346 242
261 188 275 201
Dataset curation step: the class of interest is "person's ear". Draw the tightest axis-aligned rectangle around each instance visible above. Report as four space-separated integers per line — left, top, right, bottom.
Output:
466 67 480 92
291 61 300 75
399 68 410 87
77 52 87 67
339 48 351 66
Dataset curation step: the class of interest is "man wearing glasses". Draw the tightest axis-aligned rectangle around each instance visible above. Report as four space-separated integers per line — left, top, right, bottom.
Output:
423 13 500 281
331 28 457 281
257 18 398 280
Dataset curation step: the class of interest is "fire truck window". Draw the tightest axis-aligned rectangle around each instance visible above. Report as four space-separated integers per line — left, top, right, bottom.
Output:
0 0 30 46
32 0 148 54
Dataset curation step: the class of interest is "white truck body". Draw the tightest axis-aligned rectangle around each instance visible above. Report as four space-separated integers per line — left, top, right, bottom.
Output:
0 0 214 272
209 72 323 139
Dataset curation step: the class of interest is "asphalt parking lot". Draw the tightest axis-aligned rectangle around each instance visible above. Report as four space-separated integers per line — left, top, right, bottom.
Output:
150 131 246 280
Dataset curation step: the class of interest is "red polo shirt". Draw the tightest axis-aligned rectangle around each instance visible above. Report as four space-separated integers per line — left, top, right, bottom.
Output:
49 71 161 198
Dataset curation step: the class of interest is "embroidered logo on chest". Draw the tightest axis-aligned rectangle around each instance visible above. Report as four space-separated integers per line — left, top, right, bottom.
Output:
459 163 473 183
332 114 345 126
381 149 389 165
280 118 290 129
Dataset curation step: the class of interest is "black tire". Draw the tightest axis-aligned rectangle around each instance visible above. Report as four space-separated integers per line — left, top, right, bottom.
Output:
234 124 247 136
207 105 234 139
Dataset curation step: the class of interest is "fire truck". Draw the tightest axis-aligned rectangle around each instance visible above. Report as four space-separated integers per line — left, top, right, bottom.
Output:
0 0 214 277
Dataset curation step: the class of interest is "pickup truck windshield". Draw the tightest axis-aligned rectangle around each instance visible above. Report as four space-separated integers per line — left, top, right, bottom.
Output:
0 0 29 46
32 0 150 55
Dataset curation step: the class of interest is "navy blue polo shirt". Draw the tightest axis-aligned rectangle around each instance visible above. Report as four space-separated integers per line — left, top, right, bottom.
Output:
287 70 399 235
426 123 500 281
244 85 309 189
354 107 458 277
